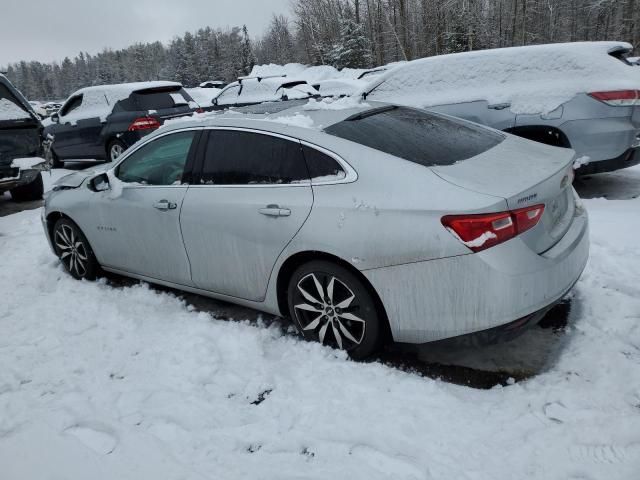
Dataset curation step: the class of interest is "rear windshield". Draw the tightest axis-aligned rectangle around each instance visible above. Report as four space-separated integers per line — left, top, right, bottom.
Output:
118 87 192 111
324 106 503 166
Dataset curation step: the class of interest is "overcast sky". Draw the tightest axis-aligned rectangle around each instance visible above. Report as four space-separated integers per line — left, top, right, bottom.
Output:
1 0 291 65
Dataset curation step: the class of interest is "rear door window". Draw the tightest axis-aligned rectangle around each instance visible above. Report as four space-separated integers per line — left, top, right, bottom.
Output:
199 130 309 185
324 106 504 166
301 145 346 182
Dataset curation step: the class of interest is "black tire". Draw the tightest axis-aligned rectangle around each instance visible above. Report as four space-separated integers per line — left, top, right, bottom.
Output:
10 173 44 202
107 139 127 162
52 218 99 281
288 260 383 359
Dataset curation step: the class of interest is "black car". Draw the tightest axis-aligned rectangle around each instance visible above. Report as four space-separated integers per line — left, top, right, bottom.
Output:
45 82 197 167
0 74 45 201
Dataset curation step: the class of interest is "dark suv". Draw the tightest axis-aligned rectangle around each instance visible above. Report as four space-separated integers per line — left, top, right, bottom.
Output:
0 74 46 201
44 82 197 166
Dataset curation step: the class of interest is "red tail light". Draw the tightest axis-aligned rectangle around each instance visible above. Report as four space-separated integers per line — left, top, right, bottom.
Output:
442 204 545 252
589 90 640 106
128 116 161 131
195 108 204 114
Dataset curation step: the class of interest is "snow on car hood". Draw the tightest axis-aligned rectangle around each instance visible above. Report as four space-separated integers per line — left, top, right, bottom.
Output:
53 163 113 189
365 42 639 115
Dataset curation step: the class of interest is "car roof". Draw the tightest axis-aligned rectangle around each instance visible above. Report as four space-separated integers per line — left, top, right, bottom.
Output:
153 99 390 142
73 81 182 95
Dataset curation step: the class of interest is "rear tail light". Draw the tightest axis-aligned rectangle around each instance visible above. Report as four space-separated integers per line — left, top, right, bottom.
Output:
195 108 204 114
442 204 545 252
128 116 161 131
589 90 640 106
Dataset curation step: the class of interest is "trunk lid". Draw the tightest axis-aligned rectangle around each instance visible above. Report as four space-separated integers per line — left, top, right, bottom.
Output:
0 75 43 173
431 135 577 253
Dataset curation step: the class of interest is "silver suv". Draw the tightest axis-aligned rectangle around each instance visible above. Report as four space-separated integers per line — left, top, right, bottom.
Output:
365 42 640 175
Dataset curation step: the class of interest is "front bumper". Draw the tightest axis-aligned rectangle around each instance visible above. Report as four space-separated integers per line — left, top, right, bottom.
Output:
576 147 640 175
0 165 44 192
363 206 589 344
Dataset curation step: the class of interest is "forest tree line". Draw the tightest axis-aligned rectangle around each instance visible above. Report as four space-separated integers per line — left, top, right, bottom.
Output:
4 0 639 100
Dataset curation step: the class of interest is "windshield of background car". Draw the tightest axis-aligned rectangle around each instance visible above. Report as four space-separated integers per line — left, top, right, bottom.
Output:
324 106 504 166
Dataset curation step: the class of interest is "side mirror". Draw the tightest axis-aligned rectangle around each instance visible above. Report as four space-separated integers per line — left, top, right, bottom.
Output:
51 113 59 123
90 173 110 192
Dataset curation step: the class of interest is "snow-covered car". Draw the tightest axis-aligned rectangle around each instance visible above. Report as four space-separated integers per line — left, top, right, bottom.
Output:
209 77 319 111
199 80 227 89
44 82 197 166
43 102 589 359
185 87 222 108
0 74 46 201
312 79 367 98
43 101 62 115
364 42 640 175
28 101 48 119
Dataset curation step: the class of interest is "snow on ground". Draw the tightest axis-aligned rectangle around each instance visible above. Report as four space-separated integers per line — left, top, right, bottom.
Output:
1 169 639 479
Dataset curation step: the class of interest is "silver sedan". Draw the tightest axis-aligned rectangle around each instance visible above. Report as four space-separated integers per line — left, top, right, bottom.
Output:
42 103 589 358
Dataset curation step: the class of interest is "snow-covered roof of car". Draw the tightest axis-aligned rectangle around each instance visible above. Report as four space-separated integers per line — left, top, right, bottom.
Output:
71 81 183 106
364 41 638 115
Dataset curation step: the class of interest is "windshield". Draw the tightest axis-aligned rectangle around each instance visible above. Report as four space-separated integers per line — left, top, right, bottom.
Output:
324 106 504 166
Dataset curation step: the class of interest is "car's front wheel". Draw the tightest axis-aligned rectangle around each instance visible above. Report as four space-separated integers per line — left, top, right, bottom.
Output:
52 218 99 280
288 260 383 359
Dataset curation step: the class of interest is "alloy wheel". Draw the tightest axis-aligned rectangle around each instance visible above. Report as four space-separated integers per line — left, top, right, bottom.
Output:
293 272 366 350
110 143 124 161
54 223 89 278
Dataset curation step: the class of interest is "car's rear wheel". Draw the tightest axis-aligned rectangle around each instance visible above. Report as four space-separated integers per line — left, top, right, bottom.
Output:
10 173 44 201
52 218 99 281
108 139 127 162
288 260 383 359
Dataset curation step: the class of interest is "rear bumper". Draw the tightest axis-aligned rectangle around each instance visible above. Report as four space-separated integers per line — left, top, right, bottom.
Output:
363 206 589 344
577 147 640 175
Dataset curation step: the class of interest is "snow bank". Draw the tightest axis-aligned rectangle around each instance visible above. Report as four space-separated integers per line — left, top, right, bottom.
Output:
2 168 640 479
0 98 30 120
366 42 639 114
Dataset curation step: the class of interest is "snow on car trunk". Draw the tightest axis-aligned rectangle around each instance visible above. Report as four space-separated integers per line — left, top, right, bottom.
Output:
1 169 640 478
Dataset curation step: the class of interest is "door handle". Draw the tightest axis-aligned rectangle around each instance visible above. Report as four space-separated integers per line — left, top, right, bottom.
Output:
153 200 177 211
259 204 291 217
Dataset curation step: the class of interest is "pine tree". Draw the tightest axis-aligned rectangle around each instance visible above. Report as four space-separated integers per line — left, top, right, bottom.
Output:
327 17 372 69
240 25 256 76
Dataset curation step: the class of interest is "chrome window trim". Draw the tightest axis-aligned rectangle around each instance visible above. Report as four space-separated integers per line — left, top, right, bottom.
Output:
186 126 357 189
